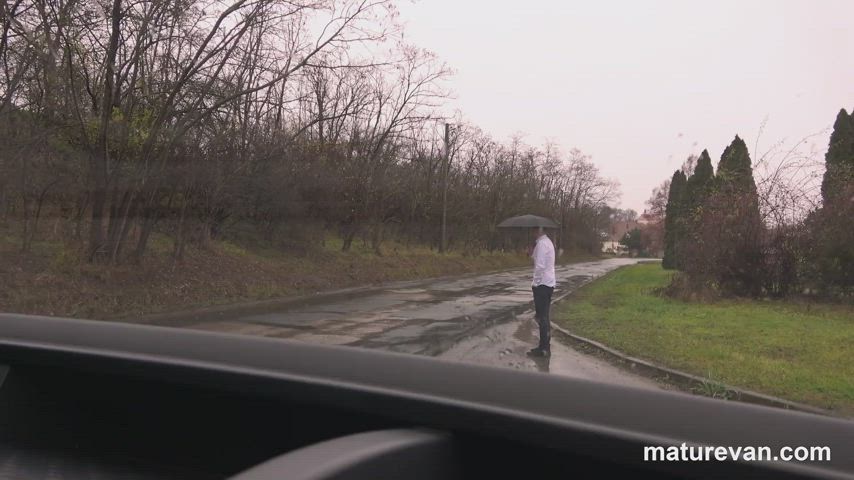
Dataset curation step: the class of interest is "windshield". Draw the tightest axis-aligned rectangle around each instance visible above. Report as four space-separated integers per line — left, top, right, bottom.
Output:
0 0 852 422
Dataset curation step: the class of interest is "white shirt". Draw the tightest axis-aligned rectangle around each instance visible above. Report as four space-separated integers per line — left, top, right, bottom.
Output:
531 234 556 287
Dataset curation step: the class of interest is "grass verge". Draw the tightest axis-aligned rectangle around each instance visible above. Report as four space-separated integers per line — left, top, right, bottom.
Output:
553 263 854 415
1 228 596 320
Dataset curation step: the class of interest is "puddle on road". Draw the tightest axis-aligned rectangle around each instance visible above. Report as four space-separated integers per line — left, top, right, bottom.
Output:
513 319 537 344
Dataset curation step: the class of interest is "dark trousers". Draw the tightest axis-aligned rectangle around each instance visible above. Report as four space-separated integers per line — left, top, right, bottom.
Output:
532 285 554 350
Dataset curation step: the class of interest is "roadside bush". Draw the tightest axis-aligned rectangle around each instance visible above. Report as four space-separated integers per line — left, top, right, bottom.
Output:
760 226 803 298
667 136 765 298
678 190 764 296
660 111 853 302
800 187 854 299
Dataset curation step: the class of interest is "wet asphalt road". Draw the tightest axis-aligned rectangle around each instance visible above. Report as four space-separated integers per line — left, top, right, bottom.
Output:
438 311 662 390
175 258 662 389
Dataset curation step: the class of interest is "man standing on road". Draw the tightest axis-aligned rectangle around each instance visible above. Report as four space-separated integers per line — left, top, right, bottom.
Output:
527 226 556 357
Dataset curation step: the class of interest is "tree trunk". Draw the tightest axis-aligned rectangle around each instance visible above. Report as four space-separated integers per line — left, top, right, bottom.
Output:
89 0 122 262
20 194 31 252
198 220 213 250
112 193 138 262
88 174 107 261
0 182 7 223
107 189 137 262
105 189 128 260
73 192 89 240
341 222 357 252
31 180 56 241
172 195 189 262
133 190 171 263
19 151 31 252
371 219 383 255
134 214 155 264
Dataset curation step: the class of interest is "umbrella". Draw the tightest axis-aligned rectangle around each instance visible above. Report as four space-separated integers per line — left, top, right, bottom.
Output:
496 214 559 229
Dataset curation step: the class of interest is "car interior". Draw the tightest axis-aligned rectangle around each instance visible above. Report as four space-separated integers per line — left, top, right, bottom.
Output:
0 314 851 480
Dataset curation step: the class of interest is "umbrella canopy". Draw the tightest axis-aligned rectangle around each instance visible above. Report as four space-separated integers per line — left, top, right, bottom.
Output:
496 214 559 229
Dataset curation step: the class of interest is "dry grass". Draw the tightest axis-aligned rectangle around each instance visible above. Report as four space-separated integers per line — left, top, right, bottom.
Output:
1 227 595 320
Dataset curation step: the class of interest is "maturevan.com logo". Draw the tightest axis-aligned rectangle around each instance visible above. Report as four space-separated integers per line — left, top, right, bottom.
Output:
644 443 831 462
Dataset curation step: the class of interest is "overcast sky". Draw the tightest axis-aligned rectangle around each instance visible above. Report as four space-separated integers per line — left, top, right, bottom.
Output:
395 0 854 212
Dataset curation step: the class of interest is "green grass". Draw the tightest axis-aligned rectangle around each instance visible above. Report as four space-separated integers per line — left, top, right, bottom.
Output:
219 240 252 257
554 264 854 414
148 232 174 255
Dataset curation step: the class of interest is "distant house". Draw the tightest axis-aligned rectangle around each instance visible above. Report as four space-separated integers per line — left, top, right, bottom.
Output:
637 210 665 258
610 220 640 240
601 240 627 255
601 219 639 255
637 212 657 225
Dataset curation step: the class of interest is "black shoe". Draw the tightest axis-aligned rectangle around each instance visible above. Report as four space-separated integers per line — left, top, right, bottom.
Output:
527 348 550 358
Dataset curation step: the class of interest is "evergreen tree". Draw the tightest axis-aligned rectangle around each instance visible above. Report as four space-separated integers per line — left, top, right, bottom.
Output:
662 170 686 270
811 108 854 292
687 149 715 197
820 108 854 203
712 136 763 294
677 149 716 270
684 149 715 220
620 228 643 253
717 135 757 194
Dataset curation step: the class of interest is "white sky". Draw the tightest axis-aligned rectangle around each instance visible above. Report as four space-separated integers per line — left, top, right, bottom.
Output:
395 0 854 212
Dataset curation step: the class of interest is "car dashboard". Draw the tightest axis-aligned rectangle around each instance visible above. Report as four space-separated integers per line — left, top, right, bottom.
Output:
0 314 851 479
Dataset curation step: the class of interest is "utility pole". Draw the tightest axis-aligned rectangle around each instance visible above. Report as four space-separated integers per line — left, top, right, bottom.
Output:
440 122 450 254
